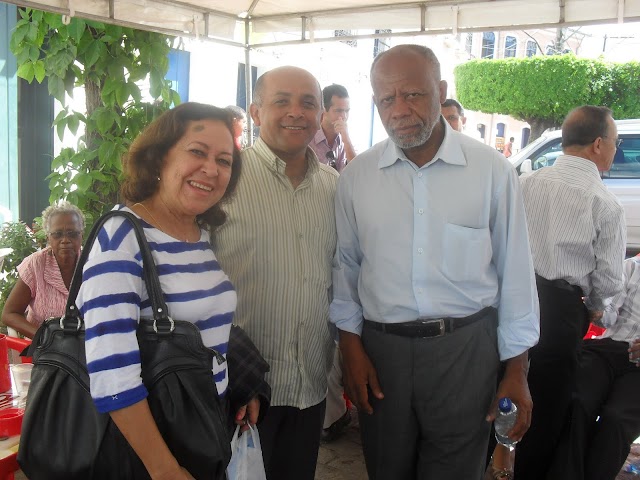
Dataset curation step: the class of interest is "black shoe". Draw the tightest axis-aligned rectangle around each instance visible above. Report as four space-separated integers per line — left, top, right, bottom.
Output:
321 409 352 443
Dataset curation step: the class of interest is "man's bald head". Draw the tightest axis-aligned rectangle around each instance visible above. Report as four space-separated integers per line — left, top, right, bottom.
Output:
249 66 323 160
562 105 618 172
253 66 322 109
562 106 613 149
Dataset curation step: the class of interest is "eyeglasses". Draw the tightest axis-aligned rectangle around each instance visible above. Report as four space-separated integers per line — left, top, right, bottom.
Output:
49 230 82 240
602 135 623 148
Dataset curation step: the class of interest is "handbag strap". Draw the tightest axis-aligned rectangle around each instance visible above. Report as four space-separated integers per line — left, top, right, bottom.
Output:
64 209 174 333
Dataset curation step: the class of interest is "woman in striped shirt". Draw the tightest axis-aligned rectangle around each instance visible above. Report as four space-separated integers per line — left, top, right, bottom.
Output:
76 103 254 480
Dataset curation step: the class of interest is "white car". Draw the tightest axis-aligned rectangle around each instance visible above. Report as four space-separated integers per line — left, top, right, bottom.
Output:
509 119 640 252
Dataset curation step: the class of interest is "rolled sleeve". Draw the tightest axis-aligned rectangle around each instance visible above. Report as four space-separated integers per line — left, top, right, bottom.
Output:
492 169 540 360
588 205 626 310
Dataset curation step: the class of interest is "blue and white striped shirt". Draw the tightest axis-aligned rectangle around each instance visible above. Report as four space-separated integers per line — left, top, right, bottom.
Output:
76 206 236 413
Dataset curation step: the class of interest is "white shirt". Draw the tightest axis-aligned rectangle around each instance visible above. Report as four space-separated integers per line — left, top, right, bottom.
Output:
330 125 540 361
520 155 626 310
600 256 640 342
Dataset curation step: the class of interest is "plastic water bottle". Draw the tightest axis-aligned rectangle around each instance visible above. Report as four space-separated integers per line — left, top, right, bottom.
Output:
625 461 640 474
494 397 518 449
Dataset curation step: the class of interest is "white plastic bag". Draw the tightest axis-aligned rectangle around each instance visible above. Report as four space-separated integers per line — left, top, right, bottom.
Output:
226 424 267 480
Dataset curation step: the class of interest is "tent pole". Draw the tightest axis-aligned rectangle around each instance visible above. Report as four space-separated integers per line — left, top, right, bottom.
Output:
244 16 254 147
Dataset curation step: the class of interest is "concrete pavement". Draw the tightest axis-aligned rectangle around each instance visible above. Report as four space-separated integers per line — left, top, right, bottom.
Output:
315 406 637 480
13 414 638 479
315 406 367 480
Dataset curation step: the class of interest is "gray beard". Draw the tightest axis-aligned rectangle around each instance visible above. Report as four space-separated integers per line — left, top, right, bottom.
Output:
387 123 434 149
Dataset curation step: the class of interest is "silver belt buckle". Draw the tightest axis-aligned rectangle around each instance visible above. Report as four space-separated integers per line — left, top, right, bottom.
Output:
417 318 446 337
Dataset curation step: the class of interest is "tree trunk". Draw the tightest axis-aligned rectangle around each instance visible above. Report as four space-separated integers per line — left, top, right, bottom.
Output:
85 79 101 152
525 117 559 144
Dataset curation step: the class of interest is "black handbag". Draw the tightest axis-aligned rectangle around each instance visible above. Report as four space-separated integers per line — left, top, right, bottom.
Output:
18 210 232 480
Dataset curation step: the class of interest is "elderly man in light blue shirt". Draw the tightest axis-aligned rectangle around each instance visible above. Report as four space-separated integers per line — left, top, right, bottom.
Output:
330 44 540 480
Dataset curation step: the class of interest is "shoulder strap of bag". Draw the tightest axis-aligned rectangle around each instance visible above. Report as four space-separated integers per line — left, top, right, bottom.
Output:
64 210 174 332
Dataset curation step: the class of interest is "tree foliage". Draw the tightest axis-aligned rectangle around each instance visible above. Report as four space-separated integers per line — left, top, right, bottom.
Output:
10 8 180 227
455 55 640 142
0 221 45 322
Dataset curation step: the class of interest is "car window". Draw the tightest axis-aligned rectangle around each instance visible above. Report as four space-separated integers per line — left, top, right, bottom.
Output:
603 136 640 179
531 139 563 170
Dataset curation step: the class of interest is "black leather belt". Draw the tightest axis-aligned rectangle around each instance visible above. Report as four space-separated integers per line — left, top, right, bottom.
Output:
535 274 583 296
363 307 494 338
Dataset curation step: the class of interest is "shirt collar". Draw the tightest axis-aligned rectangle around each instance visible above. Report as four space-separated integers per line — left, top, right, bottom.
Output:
43 246 69 295
314 127 342 148
378 117 467 170
252 137 320 178
554 154 601 177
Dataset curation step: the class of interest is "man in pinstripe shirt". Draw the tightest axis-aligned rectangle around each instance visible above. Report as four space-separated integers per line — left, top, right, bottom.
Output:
515 105 626 480
213 66 337 480
549 254 640 480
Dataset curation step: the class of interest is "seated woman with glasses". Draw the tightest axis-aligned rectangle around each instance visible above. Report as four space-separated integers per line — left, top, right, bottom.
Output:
1 201 84 338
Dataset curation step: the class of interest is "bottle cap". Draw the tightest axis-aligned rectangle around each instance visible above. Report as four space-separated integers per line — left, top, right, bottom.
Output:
498 397 513 413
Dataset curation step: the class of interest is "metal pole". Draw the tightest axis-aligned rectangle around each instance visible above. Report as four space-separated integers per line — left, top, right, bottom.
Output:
244 17 254 147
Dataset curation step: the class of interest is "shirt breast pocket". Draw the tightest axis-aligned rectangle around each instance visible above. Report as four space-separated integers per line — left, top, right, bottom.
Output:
442 223 492 282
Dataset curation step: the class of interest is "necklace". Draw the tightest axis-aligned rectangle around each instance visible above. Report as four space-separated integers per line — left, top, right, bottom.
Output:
132 202 198 243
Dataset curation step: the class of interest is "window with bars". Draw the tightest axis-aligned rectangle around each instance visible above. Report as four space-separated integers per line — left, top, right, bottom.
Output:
373 29 392 58
526 41 537 57
334 30 357 48
504 36 517 57
481 32 495 59
465 32 473 55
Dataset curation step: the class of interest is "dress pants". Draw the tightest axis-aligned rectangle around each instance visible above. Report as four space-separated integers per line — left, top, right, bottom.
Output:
359 310 500 480
257 400 325 480
548 338 640 480
514 278 588 480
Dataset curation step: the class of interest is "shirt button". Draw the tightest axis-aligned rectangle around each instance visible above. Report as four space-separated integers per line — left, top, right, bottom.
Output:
418 208 424 214
418 248 424 254
417 172 423 178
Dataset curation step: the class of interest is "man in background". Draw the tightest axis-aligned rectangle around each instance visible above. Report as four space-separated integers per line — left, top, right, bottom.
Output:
549 254 640 480
516 105 626 480
225 105 247 149
441 98 466 132
503 136 514 158
310 84 357 172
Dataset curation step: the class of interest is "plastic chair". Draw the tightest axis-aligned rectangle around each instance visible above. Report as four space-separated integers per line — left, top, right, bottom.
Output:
584 323 606 339
5 338 31 364
0 337 31 479
0 454 18 480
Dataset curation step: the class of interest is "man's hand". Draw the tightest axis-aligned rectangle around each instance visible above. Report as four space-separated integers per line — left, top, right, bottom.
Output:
234 397 260 432
333 119 349 138
332 119 357 161
486 351 532 442
339 330 383 414
629 338 640 366
588 309 604 325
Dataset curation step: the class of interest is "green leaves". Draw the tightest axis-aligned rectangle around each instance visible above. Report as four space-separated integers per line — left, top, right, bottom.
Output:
455 55 640 142
0 221 41 315
9 7 179 222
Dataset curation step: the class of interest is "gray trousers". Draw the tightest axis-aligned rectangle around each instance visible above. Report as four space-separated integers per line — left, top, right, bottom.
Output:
359 310 500 480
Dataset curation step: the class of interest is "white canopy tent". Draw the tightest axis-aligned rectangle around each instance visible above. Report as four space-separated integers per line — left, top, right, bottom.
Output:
5 0 640 141
5 0 640 48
